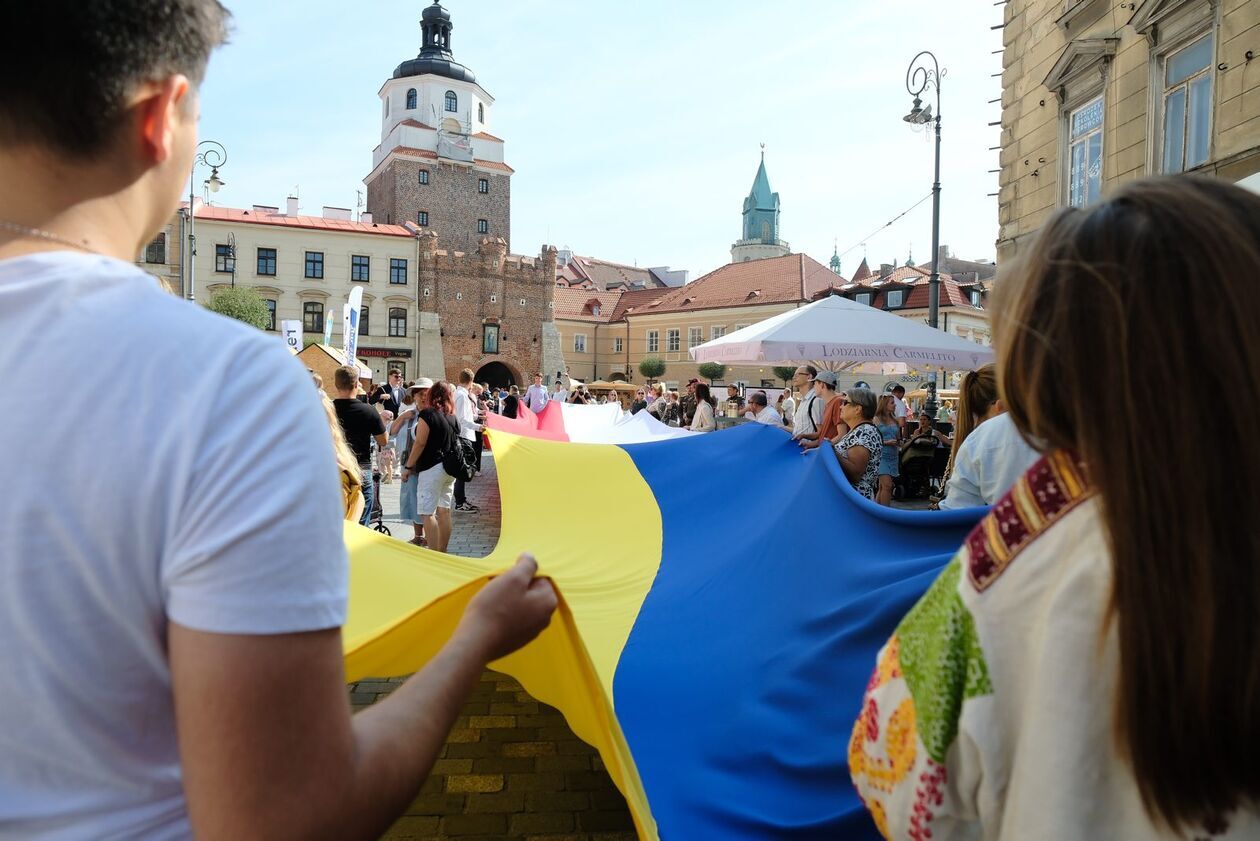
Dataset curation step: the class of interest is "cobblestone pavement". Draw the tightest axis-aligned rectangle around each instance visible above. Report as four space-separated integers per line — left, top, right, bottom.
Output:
374 452 501 558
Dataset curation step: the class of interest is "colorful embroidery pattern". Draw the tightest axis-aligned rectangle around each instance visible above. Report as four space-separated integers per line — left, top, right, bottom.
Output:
966 450 1092 592
895 558 993 763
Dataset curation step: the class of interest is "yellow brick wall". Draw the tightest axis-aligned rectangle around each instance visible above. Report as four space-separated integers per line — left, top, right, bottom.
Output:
350 670 635 840
998 0 1260 263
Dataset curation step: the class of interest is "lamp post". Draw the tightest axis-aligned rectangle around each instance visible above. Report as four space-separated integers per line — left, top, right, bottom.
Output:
186 140 227 302
227 231 237 288
903 51 943 418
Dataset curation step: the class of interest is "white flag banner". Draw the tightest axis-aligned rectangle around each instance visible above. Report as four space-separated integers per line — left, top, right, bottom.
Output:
323 313 334 346
343 286 363 364
280 320 302 353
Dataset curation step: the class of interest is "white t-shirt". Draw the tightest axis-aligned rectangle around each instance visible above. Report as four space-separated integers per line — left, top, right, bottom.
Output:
745 405 783 425
892 394 910 420
453 385 478 442
939 413 1041 510
0 253 347 839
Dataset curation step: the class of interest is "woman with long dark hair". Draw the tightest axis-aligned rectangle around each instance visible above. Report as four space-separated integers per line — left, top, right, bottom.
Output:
400 381 460 553
850 177 1260 839
689 382 715 432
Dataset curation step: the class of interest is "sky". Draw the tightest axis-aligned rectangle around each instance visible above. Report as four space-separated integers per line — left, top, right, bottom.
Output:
198 0 1004 280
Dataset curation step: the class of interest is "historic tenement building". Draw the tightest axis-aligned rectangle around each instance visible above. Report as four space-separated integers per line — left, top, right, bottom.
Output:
998 0 1260 261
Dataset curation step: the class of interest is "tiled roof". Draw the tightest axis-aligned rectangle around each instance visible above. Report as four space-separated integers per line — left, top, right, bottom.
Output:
388 146 516 174
473 131 504 142
564 255 663 290
610 287 669 322
836 266 983 311
552 288 622 322
399 119 434 130
851 257 872 282
193 205 415 237
630 253 835 315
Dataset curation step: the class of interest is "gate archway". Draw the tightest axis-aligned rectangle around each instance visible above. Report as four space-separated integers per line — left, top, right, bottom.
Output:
474 360 520 390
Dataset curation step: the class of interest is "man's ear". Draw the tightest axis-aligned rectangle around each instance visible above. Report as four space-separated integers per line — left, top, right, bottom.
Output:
136 76 192 164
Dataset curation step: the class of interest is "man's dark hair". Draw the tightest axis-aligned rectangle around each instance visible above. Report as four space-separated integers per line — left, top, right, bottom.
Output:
333 365 359 391
749 392 767 407
803 365 818 377
0 1 231 158
892 384 906 395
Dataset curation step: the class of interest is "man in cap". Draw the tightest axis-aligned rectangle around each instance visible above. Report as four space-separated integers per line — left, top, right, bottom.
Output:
798 370 845 451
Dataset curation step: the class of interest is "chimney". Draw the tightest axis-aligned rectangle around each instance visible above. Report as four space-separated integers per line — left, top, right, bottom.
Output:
252 204 279 215
879 263 893 279
938 244 950 263
322 206 352 221
286 196 299 216
360 211 374 225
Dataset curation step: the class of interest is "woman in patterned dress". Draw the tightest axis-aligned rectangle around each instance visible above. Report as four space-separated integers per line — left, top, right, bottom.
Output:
833 387 882 499
848 177 1260 840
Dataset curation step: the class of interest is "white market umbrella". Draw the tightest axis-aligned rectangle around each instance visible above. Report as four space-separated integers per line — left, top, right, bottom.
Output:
689 294 994 369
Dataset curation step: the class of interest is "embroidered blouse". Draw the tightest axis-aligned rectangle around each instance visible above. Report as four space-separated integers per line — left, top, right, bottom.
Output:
849 452 1257 840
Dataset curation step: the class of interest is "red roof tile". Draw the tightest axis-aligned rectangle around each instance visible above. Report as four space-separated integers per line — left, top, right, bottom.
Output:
473 131 504 142
553 288 622 321
193 205 414 237
630 253 834 315
399 119 434 130
611 287 669 322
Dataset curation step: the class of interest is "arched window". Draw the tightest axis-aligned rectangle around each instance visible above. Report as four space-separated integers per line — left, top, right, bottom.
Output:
477 102 484 123
405 88 417 110
444 90 457 113
389 307 407 337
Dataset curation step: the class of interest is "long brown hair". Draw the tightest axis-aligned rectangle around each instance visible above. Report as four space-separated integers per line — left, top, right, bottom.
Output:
994 176 1260 830
945 364 999 476
427 381 454 414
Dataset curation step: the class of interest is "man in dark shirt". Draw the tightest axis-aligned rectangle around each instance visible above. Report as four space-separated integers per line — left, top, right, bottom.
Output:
371 369 405 416
725 384 745 412
333 365 386 526
681 378 699 428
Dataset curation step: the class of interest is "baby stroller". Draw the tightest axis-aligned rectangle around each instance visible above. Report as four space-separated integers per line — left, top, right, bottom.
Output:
369 470 390 535
895 435 939 500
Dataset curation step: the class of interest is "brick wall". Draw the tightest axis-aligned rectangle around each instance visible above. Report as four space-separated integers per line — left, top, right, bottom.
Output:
416 231 557 386
350 670 636 841
368 158 511 254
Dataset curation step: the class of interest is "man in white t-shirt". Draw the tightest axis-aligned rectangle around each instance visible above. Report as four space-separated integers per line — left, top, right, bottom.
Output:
891 384 910 436
939 412 1041 510
743 391 783 425
551 380 569 405
0 5 555 838
790 365 825 440
452 368 483 513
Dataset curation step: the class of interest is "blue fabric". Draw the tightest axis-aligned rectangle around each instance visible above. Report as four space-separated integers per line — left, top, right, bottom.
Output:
615 424 984 840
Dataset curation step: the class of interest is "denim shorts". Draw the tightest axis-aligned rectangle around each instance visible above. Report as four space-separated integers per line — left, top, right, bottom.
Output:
399 473 420 524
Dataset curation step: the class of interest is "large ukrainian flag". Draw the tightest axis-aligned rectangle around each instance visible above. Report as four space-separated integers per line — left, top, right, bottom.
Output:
342 404 983 840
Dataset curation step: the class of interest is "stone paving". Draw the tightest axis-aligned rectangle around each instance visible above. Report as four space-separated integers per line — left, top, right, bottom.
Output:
373 451 502 557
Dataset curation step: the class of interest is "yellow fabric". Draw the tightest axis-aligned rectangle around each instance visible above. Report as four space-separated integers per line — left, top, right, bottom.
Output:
341 430 662 839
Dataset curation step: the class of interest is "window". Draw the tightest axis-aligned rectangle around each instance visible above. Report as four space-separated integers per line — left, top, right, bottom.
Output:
388 307 407 337
405 88 417 109
417 211 429 226
886 289 905 309
1068 96 1103 207
304 251 324 279
257 247 277 276
688 327 702 348
711 326 726 340
144 233 166 264
647 330 659 353
490 294 497 303
483 324 500 354
1160 33 1213 173
359 306 369 336
214 243 235 273
477 219 489 234
351 254 370 282
445 90 457 112
390 258 408 284
520 298 527 306
734 324 749 332
855 292 872 306
478 102 484 123
614 337 623 353
418 169 429 185
303 301 323 333
574 334 587 353
666 329 680 352
970 289 983 308
264 299 276 330
478 178 489 194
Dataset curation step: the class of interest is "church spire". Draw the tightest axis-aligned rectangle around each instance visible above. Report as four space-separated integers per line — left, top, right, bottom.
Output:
731 147 789 263
830 240 842 274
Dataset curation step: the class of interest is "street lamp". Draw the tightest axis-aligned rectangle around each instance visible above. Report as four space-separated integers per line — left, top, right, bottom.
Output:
903 51 943 418
226 231 237 288
186 140 227 302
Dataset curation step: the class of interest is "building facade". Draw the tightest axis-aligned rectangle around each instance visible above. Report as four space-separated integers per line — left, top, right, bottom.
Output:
998 0 1260 261
364 1 512 252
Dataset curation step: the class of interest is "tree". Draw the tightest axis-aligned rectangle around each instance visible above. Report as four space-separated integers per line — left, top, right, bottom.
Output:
697 362 726 384
638 356 666 383
772 366 797 386
208 287 270 331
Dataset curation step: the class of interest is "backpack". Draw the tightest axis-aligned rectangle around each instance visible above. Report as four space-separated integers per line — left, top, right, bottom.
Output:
443 435 478 481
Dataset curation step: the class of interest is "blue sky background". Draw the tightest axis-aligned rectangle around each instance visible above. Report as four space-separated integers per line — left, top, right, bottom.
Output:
198 0 1003 278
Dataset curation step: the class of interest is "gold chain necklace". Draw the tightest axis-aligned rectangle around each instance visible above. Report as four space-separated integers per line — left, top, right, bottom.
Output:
0 220 97 254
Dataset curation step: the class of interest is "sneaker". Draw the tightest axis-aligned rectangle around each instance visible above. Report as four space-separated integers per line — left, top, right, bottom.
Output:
454 502 479 513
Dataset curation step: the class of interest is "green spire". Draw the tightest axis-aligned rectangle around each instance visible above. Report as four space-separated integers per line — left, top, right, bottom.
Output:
829 240 841 274
742 145 781 244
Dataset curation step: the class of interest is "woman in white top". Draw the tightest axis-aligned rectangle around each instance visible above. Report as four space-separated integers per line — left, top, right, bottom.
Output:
850 177 1260 840
689 382 715 432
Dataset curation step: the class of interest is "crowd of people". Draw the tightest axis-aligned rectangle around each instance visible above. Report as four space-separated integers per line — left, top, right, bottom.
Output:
3 3 1258 839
